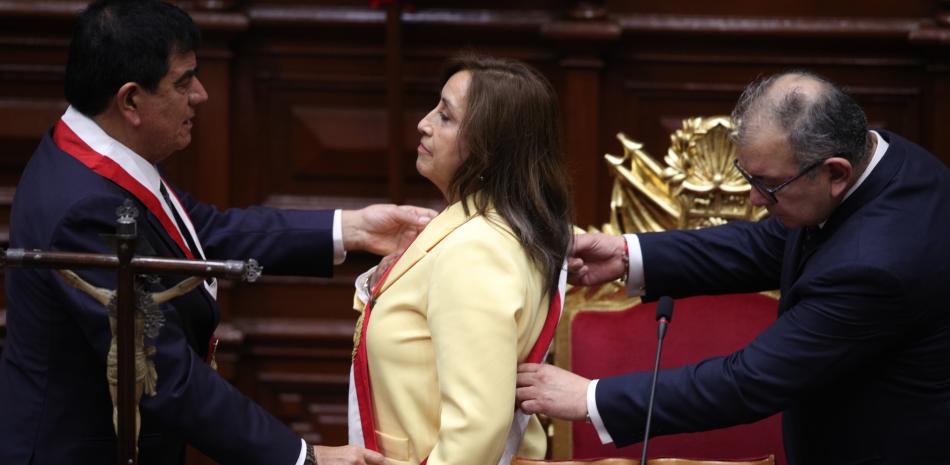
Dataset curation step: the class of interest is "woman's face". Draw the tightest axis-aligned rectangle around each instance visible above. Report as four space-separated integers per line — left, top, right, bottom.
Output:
416 70 471 200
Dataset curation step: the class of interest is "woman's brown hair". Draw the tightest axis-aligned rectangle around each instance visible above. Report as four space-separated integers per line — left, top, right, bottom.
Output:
441 54 573 297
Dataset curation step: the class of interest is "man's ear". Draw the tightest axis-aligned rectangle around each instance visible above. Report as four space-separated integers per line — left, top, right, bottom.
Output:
115 82 142 127
824 157 853 198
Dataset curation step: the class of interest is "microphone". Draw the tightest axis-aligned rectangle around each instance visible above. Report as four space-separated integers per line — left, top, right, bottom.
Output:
640 296 674 465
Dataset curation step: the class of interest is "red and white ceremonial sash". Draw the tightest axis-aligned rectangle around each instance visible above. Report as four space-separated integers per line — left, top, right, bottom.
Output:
348 259 397 453
53 117 220 364
348 261 568 465
53 119 199 262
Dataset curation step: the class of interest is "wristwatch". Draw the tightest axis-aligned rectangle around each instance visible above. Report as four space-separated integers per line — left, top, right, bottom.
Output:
304 443 316 465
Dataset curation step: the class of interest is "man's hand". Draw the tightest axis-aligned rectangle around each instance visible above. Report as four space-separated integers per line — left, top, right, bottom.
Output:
516 363 590 421
313 445 385 465
342 204 437 256
568 233 628 286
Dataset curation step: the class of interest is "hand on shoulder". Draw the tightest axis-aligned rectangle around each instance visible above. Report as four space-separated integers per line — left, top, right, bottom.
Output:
342 204 438 256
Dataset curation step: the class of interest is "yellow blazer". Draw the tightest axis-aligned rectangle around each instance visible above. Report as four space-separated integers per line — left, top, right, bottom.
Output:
358 199 550 465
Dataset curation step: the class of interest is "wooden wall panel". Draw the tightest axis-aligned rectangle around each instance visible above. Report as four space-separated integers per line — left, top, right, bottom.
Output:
2 1 950 463
607 0 932 17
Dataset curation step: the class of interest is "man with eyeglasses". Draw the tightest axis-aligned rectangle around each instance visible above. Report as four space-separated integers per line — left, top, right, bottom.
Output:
515 71 950 465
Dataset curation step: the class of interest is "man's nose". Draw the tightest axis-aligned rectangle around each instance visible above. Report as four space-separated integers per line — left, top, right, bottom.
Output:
190 77 209 104
749 188 771 207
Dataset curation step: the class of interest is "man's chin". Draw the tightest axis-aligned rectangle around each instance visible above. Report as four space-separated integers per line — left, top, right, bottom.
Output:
176 135 192 151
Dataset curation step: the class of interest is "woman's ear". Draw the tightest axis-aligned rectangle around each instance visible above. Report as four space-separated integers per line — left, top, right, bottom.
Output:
115 82 142 127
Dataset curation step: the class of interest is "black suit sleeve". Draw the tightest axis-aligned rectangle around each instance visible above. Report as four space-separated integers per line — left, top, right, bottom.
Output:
638 217 788 302
173 185 336 277
596 261 907 446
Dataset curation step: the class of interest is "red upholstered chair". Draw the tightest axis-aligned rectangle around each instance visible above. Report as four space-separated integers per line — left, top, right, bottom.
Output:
547 118 784 464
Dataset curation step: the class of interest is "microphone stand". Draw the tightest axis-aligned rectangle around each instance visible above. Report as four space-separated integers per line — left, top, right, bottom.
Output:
641 296 673 465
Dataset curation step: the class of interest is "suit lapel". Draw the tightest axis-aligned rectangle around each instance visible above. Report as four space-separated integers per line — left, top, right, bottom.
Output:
377 199 480 295
145 210 187 259
144 207 219 324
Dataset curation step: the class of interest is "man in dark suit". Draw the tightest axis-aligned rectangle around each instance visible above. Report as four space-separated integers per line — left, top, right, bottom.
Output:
516 71 950 465
0 1 433 464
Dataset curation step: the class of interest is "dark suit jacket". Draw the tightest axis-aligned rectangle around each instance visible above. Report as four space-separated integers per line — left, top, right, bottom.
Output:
596 130 950 465
0 131 336 465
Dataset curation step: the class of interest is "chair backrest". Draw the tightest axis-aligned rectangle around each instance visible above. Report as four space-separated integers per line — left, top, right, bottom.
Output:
513 454 775 465
552 117 784 464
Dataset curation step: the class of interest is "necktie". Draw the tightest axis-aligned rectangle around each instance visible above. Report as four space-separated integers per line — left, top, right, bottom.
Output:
160 181 214 286
159 181 202 260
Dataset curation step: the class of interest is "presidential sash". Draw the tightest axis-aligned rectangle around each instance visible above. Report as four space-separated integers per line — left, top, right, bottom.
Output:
348 258 568 465
54 119 200 262
53 114 219 364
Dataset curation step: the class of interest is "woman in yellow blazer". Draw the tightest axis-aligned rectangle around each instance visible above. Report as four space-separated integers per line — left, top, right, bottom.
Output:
348 55 573 465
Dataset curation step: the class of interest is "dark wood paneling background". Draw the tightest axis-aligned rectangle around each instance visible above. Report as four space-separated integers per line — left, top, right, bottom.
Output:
1 1 949 462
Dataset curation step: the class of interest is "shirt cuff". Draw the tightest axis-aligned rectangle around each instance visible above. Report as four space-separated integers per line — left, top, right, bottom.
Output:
333 209 346 265
624 234 645 296
586 379 614 445
295 438 307 465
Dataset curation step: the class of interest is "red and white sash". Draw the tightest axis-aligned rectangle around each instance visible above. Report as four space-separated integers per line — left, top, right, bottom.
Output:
53 107 219 364
348 261 568 465
53 108 216 299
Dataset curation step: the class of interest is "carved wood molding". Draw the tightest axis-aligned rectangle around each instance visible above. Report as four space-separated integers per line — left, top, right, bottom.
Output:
909 20 950 47
245 5 556 30
541 20 622 43
615 14 922 40
0 1 247 33
189 10 249 33
0 1 86 20
230 318 356 371
621 51 920 67
909 25 950 44
235 317 354 341
258 371 349 388
0 2 947 49
623 81 922 97
237 5 950 49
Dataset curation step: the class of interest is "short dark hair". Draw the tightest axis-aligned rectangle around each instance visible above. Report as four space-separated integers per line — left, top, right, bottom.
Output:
440 55 573 297
64 0 201 116
732 70 870 171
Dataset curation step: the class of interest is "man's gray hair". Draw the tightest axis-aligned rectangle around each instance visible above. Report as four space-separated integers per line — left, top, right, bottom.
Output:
731 70 870 171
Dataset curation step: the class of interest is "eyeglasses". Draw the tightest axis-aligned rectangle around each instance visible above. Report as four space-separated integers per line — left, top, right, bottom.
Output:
732 158 825 204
